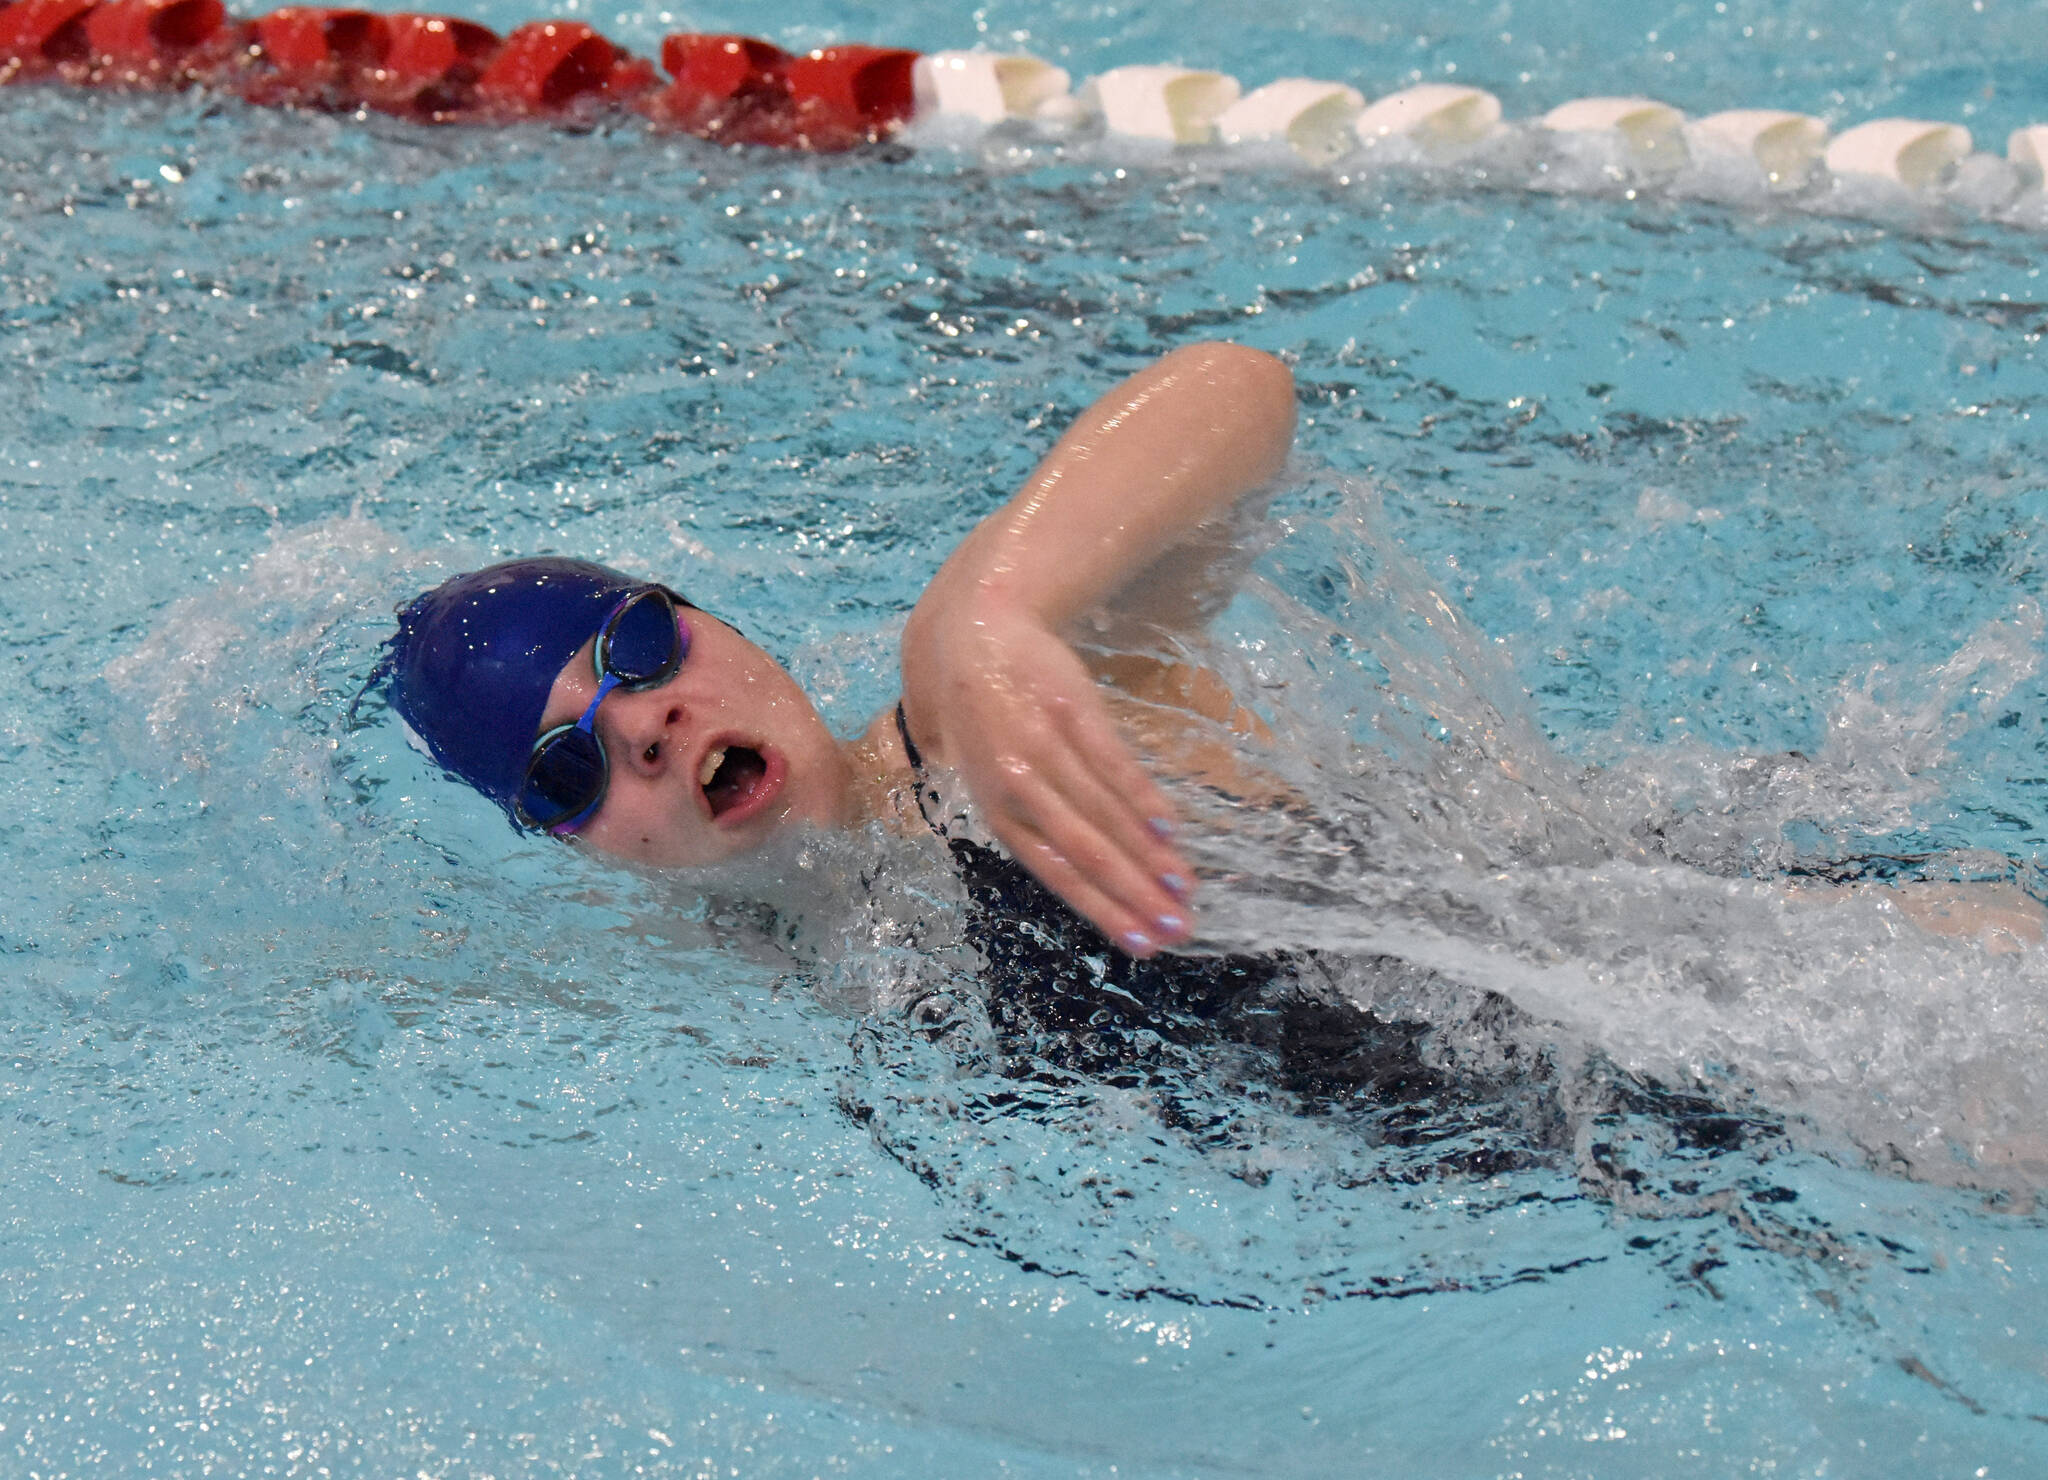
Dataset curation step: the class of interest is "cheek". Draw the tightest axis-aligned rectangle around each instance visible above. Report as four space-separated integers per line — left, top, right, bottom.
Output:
577 781 702 866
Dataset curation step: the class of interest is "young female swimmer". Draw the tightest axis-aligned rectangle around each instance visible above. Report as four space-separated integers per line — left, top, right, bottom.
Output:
386 340 1295 957
385 340 2044 957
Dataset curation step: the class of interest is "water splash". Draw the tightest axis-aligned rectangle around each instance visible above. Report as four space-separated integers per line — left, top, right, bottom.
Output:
1145 472 2048 1191
98 493 2048 1219
101 513 409 805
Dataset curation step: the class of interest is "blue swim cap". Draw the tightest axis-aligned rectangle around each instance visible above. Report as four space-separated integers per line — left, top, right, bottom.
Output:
386 557 648 813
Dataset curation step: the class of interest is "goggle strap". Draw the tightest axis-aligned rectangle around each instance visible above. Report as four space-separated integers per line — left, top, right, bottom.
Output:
576 671 624 734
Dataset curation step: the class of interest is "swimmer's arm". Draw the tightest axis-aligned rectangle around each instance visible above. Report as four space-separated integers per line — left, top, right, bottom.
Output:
899 341 1296 955
1787 877 2047 956
917 340 1296 635
1087 652 1302 804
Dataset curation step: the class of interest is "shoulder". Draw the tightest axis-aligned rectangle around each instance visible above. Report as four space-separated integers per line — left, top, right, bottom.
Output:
862 701 917 771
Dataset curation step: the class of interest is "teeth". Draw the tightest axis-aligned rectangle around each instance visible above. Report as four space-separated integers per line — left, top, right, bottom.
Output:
698 747 726 789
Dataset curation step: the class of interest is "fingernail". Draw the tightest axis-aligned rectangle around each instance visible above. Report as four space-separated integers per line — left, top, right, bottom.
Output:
1155 913 1187 938
1119 929 1154 956
1148 817 1175 840
1161 872 1192 899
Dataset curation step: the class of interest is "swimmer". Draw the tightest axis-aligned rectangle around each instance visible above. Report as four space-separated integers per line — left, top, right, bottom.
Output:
383 340 2046 959
385 340 1295 957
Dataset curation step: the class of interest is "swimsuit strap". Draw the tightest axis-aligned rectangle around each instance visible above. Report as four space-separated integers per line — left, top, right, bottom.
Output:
894 699 925 771
894 700 949 839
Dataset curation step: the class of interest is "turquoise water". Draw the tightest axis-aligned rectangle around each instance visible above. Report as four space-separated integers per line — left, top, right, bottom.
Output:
7 2 2048 1475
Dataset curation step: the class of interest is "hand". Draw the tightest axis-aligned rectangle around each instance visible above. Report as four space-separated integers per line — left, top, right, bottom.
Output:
901 599 1196 956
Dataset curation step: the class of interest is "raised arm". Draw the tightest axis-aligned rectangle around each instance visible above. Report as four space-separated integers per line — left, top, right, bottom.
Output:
899 341 1296 955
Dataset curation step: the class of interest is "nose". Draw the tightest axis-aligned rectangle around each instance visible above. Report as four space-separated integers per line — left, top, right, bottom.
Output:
601 689 689 778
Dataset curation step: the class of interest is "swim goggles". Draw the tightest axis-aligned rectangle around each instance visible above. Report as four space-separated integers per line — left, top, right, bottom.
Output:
514 586 691 834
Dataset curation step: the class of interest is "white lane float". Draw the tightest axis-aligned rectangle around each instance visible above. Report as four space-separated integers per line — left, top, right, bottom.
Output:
1687 109 1828 190
2007 125 2048 188
14 4 2048 231
1542 96 1688 171
1079 64 1241 143
1351 83 1502 160
1823 118 1972 189
911 50 1072 125
1215 78 1365 164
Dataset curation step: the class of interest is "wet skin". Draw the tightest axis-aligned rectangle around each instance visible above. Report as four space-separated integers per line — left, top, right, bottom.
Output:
534 611 864 867
518 330 2048 964
526 343 1292 953
532 602 1197 955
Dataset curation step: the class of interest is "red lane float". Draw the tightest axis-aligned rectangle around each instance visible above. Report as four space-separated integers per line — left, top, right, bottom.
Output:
83 0 241 89
242 8 505 120
785 45 916 131
253 5 385 70
383 12 494 85
365 12 498 121
1 3 921 149
242 7 391 108
644 33 918 149
659 32 787 105
473 20 651 117
644 32 794 144
0 0 99 81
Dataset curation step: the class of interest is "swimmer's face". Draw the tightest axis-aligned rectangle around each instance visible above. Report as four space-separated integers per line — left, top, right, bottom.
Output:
534 611 854 867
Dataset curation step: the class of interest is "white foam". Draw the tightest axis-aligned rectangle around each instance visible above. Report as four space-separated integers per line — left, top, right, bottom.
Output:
1160 478 2048 1193
103 516 415 805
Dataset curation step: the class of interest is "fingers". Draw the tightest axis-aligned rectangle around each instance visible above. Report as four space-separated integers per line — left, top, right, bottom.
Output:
975 709 1195 956
1049 684 1183 850
997 804 1190 957
921 619 1202 957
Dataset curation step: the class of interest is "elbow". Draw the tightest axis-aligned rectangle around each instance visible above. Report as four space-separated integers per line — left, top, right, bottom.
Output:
1232 343 1298 432
1177 340 1297 468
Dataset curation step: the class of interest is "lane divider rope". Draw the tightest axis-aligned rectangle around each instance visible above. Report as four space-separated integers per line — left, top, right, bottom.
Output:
4 2 2044 212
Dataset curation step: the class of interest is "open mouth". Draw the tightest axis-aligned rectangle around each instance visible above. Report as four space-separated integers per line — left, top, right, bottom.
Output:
697 742 773 822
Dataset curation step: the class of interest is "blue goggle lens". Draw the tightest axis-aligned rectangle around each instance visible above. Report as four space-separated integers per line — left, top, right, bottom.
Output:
518 727 607 832
514 587 689 832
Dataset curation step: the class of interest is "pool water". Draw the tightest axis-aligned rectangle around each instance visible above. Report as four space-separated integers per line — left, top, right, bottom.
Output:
7 1 2048 1475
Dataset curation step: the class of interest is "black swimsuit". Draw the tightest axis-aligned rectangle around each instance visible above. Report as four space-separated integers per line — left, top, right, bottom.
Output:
853 711 1803 1311
871 708 1798 1283
887 702 1542 1162
894 702 1287 1015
